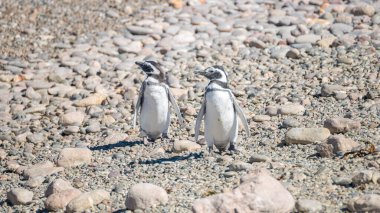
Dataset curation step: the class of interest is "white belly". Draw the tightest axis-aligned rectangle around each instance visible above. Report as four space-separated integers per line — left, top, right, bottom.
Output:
204 91 236 146
140 85 169 139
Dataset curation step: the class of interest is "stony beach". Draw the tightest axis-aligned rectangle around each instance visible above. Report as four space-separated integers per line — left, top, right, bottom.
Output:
0 0 379 212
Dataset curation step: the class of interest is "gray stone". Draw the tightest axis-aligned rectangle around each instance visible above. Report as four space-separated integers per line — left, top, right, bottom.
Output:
296 199 324 212
125 183 168 210
286 128 330 145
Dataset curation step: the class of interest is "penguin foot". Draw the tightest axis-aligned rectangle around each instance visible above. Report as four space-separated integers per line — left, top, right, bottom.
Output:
228 144 240 155
161 133 171 142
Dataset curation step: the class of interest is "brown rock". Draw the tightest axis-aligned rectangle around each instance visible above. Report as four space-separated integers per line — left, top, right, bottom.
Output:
7 188 34 205
327 135 359 153
66 189 110 213
192 169 295 213
73 93 107 107
173 140 201 153
324 118 361 133
348 194 380 212
45 189 82 211
23 161 64 179
57 148 92 168
315 143 334 158
46 178 74 197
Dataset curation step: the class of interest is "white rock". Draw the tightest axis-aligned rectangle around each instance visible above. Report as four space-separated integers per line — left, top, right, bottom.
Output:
296 199 324 212
60 111 85 126
285 128 330 144
66 189 110 213
348 194 380 212
57 148 92 168
125 183 168 210
173 140 201 153
192 169 295 213
278 104 305 115
7 188 34 205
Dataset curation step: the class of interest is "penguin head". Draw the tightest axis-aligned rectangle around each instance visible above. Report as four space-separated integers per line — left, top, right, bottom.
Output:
196 65 228 83
135 60 166 81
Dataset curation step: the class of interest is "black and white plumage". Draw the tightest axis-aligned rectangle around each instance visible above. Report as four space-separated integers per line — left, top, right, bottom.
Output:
195 65 250 153
133 60 183 142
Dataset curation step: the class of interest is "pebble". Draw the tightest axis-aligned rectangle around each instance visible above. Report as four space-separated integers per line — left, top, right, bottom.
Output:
285 128 330 145
332 176 352 186
296 199 324 213
278 103 305 115
326 135 359 154
252 115 271 122
45 189 82 211
228 160 252 171
249 154 271 163
295 34 321 44
323 117 361 134
60 111 85 126
127 26 154 35
73 93 107 107
66 189 110 213
125 183 168 210
348 194 380 212
7 188 34 205
351 170 374 186
282 118 300 128
57 148 92 168
172 140 201 153
351 4 376 16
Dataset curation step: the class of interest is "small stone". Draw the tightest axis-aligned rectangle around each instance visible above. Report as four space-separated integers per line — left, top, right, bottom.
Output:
57 148 92 168
125 183 168 210
119 41 143 54
228 160 252 171
74 93 107 107
286 49 300 59
324 118 361 133
333 176 352 186
296 199 324 212
247 39 266 49
64 126 80 134
352 170 374 186
223 171 237 178
45 189 82 211
23 161 64 179
60 111 85 126
173 31 196 44
316 143 334 158
46 179 74 196
7 188 34 205
285 128 330 145
252 115 271 122
66 189 110 213
0 148 7 160
26 176 45 188
265 106 279 116
173 140 201 153
327 135 359 154
282 118 300 128
278 103 305 115
348 194 380 212
321 84 346 97
127 26 154 35
351 4 375 16
249 154 271 163
295 34 321 44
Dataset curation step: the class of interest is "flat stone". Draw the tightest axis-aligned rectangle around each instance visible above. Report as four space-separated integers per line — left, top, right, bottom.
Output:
73 93 107 107
173 140 201 153
278 103 305 115
57 148 92 168
23 161 64 179
7 188 34 205
324 118 361 133
295 34 321 44
296 199 324 212
285 128 330 145
127 26 154 35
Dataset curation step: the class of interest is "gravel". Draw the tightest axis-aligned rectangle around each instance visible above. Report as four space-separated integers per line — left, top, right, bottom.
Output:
0 0 379 212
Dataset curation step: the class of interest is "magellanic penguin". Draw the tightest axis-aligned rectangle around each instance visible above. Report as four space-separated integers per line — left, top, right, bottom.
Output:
194 65 250 153
133 60 184 143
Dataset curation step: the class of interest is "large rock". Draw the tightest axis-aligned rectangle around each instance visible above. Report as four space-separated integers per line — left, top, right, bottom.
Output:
66 189 110 213
351 4 375 16
326 135 359 154
285 128 330 144
173 140 201 153
7 188 34 205
125 183 169 210
23 161 64 179
45 178 74 196
57 148 92 168
60 111 85 126
192 169 295 213
348 194 380 212
45 189 82 211
323 118 361 133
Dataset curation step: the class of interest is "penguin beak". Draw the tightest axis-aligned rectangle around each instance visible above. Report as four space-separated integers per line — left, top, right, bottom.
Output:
135 61 144 67
195 69 206 76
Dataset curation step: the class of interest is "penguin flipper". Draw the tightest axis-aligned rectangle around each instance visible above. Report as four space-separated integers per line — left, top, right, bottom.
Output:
195 99 206 142
166 86 184 127
133 83 145 129
228 91 250 137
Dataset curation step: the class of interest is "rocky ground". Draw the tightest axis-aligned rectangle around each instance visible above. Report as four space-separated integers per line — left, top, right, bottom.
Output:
0 0 380 212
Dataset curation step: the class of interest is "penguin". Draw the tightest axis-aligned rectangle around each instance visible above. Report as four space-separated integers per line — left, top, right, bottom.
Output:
133 60 184 143
194 65 250 153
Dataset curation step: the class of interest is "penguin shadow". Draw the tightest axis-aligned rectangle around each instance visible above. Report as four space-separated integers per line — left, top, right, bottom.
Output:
137 152 203 165
90 140 143 151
